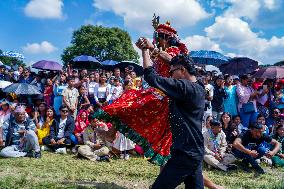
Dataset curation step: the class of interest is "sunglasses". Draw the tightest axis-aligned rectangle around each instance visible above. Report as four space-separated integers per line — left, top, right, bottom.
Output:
169 67 182 75
61 110 68 113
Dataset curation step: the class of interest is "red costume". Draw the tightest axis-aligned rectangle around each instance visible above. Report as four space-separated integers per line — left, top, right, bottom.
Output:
94 22 188 165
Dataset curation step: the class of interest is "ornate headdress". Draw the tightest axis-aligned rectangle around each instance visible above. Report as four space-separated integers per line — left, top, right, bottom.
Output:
14 105 26 113
152 14 178 38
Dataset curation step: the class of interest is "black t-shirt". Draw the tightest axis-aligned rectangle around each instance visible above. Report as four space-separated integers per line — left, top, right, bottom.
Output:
240 130 272 148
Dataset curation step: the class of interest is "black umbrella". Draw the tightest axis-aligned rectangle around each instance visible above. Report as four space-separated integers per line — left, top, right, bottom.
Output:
72 55 102 70
116 61 144 76
219 57 258 75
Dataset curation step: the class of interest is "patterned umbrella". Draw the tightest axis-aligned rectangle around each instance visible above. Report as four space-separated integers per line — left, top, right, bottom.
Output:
101 60 119 70
219 57 258 75
32 60 63 71
0 51 25 59
116 61 143 76
253 66 284 79
190 50 229 65
2 83 41 95
0 81 12 89
72 55 102 70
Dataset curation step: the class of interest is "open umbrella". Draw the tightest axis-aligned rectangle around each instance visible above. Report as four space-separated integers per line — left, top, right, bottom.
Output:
0 80 12 89
116 61 144 76
2 83 41 95
0 51 25 59
101 60 119 70
190 50 229 65
32 60 63 71
253 66 284 79
219 57 258 75
72 55 102 70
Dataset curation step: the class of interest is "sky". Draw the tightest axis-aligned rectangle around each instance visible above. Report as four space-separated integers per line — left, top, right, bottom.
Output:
0 0 284 66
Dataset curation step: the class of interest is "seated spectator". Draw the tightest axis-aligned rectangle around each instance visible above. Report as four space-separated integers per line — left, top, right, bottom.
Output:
203 119 236 171
232 115 245 134
37 107 55 145
42 105 75 154
272 124 284 167
77 115 111 162
0 99 11 128
233 122 280 174
203 115 213 134
71 110 89 145
0 106 41 158
221 112 239 152
267 108 281 134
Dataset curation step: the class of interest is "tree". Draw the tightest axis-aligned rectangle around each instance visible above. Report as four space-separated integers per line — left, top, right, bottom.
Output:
274 61 284 66
0 49 25 67
61 25 139 66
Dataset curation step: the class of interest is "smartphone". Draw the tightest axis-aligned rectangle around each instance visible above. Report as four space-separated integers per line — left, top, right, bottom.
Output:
263 85 267 90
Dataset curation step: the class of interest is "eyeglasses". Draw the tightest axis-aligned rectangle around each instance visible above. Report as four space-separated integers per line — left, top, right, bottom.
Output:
169 67 182 75
61 110 68 113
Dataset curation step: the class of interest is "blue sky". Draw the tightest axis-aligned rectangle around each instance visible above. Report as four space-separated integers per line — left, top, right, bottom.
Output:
0 0 284 66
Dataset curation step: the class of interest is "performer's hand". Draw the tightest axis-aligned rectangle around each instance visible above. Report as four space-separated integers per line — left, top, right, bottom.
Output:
136 37 154 50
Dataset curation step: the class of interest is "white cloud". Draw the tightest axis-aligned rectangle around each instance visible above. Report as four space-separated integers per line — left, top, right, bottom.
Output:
93 0 211 33
205 16 284 64
182 35 222 52
224 0 261 20
263 0 278 10
23 41 58 54
24 0 63 19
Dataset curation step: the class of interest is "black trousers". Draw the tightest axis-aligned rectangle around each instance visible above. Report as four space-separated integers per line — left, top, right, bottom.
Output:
152 152 204 189
42 136 72 151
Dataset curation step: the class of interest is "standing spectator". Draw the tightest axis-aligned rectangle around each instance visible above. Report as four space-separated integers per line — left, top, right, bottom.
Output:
30 74 44 93
106 78 123 104
77 86 90 111
233 122 280 174
236 74 259 129
203 73 214 120
53 74 68 115
275 79 284 112
43 78 53 106
0 65 11 81
0 100 11 128
42 105 75 154
224 75 238 116
36 107 55 145
113 67 123 83
19 69 33 84
88 73 98 104
203 119 236 171
62 76 79 118
0 106 41 158
272 124 284 167
212 75 227 120
94 74 109 107
13 65 24 82
257 79 274 118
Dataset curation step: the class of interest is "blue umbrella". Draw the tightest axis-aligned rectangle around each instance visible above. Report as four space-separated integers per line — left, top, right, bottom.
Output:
0 51 25 59
190 50 229 65
2 83 41 95
101 60 119 70
219 57 258 75
72 55 102 70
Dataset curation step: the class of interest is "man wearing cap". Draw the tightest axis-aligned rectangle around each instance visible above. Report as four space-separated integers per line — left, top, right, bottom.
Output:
203 119 236 171
233 122 280 174
139 43 205 188
0 106 41 158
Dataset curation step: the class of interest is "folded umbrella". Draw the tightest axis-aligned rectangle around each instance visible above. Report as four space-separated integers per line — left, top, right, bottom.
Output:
3 83 41 95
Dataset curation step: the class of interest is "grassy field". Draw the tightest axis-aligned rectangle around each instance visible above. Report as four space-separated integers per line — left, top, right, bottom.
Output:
0 152 283 189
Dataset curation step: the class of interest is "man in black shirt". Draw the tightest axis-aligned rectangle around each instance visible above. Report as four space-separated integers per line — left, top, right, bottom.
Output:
233 122 280 174
138 38 205 188
211 75 227 120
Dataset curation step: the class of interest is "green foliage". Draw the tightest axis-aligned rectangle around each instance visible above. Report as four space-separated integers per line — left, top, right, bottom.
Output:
0 49 25 67
61 25 139 66
274 61 284 66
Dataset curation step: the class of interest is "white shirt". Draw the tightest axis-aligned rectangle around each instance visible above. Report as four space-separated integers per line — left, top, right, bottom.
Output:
57 118 67 138
88 82 98 95
204 84 214 113
106 85 124 101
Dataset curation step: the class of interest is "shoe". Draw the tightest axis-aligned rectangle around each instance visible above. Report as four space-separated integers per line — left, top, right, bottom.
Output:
124 154 130 160
239 160 252 173
261 157 272 166
55 148 67 154
71 147 77 154
255 166 265 175
120 153 125 159
34 151 41 159
41 145 51 151
25 151 33 157
97 155 111 162
227 164 238 171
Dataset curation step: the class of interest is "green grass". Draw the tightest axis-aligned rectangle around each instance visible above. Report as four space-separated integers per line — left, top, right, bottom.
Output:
0 152 283 189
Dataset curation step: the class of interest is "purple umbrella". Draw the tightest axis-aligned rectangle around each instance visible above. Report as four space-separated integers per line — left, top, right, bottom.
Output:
32 60 63 71
219 57 258 75
253 66 284 79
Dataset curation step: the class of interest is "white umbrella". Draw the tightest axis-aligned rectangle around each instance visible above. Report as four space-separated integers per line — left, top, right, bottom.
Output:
0 80 12 89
